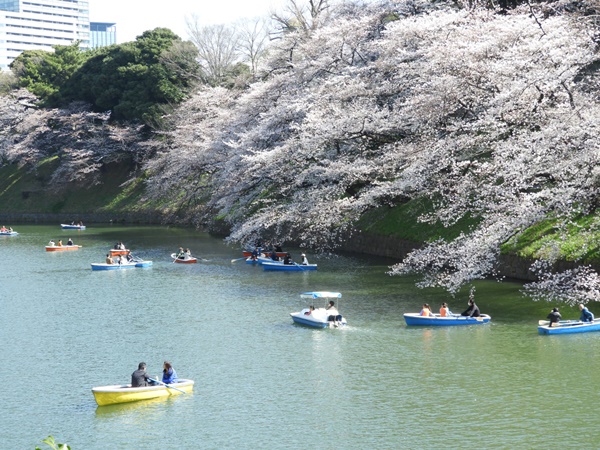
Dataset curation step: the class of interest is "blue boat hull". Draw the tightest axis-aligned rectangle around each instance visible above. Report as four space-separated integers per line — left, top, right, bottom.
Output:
404 313 491 326
263 263 317 271
291 315 330 328
91 261 152 270
538 319 600 335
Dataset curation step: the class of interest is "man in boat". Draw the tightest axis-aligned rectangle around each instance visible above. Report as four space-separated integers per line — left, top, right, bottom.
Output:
48 239 56 246
106 254 114 264
131 362 151 387
547 307 561 327
270 249 279 261
176 247 185 259
300 253 309 265
67 238 73 246
283 253 293 265
461 299 480 317
579 304 594 322
326 301 342 325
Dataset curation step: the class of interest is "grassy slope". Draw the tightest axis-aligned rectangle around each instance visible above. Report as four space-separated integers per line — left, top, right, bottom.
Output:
0 158 162 215
2 160 598 264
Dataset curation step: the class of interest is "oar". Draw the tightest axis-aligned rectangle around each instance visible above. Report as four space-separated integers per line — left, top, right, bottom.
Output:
231 257 246 263
293 262 306 270
147 377 186 394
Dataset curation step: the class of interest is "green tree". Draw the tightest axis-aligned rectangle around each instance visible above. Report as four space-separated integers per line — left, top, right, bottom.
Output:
65 28 200 125
10 42 90 105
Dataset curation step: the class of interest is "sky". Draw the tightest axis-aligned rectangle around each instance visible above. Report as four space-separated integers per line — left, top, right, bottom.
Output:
89 0 289 43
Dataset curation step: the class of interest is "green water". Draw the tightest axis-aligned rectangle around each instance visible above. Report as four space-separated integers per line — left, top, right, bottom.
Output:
1 224 598 449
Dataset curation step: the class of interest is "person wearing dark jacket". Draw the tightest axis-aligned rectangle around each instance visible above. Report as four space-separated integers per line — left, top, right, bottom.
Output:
461 299 480 317
131 362 151 387
547 307 562 327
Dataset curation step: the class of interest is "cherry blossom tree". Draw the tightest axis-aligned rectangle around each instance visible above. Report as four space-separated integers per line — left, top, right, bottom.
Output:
149 0 600 302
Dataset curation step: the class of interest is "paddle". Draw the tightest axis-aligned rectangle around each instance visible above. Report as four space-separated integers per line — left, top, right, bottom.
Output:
231 257 246 263
147 377 186 394
293 262 306 270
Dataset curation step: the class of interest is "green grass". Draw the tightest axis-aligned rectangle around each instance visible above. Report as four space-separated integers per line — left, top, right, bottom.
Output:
356 198 480 243
502 213 600 263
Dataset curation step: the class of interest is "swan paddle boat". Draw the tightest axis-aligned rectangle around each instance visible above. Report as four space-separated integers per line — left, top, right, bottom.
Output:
91 260 152 270
45 244 81 252
290 292 346 328
403 313 491 326
263 262 317 271
171 253 198 264
0 230 18 236
61 223 86 230
92 378 194 406
538 319 600 335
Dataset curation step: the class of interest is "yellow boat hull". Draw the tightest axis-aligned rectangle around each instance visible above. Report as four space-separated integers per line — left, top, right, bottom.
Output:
92 379 194 406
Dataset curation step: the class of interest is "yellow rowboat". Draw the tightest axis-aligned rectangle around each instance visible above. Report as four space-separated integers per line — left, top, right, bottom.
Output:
92 379 194 406
45 245 81 252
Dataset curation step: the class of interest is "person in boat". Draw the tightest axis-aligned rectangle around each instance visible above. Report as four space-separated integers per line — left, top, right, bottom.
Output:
48 239 56 246
131 362 151 387
105 254 114 264
0 226 6 232
162 361 178 384
117 255 125 265
579 304 594 322
326 301 343 325
270 249 279 261
251 247 260 261
461 299 480 317
304 305 315 316
176 247 185 259
420 303 434 316
547 307 561 327
126 253 134 262
300 253 309 265
67 238 73 246
184 248 192 258
275 243 283 252
283 253 293 265
440 303 452 317
119 242 126 250
57 240 63 246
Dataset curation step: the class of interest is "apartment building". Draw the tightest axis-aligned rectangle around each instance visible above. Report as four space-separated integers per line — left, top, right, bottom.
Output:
0 0 90 69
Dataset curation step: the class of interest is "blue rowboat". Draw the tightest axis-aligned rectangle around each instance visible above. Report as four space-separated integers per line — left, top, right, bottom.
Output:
246 256 277 265
538 319 600 335
403 313 491 326
91 261 152 270
0 231 18 236
61 224 86 230
263 262 317 271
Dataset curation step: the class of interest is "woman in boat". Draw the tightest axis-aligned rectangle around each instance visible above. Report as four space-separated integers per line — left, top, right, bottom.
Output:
420 303 434 316
440 303 452 317
326 301 342 325
547 307 561 327
67 238 73 246
48 239 55 246
57 240 63 246
300 253 309 265
283 253 293 265
461 299 480 317
162 361 178 384
106 254 114 264
579 304 594 322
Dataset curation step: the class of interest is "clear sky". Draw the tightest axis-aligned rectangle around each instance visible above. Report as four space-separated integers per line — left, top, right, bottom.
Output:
89 0 289 43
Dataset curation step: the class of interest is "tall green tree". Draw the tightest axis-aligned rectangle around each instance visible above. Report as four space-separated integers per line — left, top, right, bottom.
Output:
10 42 90 105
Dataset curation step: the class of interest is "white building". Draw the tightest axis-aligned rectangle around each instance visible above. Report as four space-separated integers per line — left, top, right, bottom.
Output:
0 0 90 70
